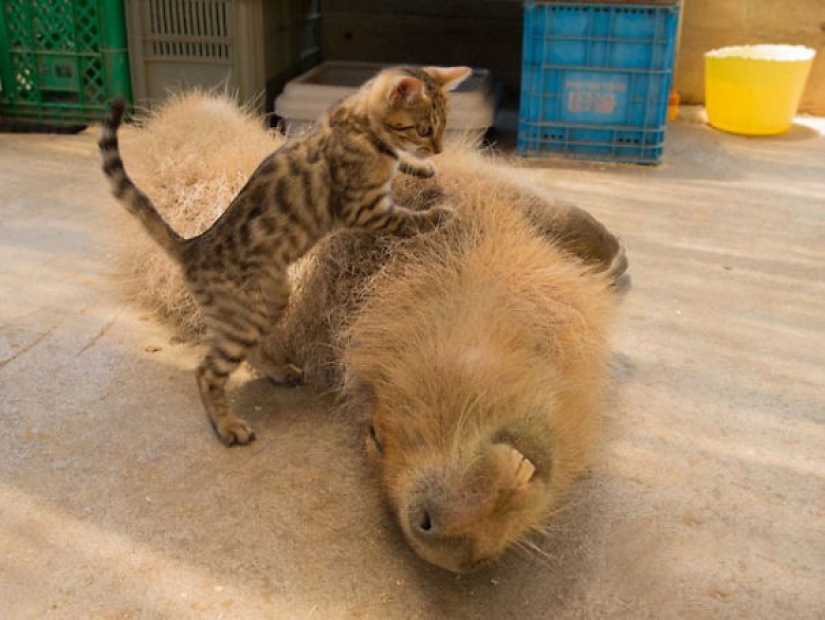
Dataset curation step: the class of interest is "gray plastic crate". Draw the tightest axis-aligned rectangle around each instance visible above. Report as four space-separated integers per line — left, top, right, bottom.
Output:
125 0 320 110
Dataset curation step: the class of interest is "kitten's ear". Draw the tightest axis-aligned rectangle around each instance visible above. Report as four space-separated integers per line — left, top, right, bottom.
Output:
388 76 423 107
425 66 473 92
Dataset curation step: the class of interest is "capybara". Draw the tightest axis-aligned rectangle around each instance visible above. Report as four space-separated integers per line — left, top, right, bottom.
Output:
116 92 626 572
269 173 622 573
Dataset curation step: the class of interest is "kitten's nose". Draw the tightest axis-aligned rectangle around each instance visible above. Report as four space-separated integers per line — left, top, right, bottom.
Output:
432 139 443 154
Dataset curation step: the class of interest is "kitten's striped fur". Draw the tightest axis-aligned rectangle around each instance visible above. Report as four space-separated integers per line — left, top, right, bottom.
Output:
99 66 471 445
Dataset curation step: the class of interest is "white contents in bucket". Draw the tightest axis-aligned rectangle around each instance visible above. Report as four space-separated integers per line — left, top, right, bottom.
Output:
706 44 815 62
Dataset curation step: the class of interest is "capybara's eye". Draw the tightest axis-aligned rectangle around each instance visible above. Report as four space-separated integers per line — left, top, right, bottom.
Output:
368 424 384 454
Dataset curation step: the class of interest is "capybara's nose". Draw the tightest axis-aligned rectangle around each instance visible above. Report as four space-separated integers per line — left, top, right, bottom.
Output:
408 502 440 538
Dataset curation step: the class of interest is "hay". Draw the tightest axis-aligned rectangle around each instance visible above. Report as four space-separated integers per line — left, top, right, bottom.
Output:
116 91 285 338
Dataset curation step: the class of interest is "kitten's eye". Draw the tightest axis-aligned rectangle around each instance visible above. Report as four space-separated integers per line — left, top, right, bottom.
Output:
417 125 433 138
367 424 384 454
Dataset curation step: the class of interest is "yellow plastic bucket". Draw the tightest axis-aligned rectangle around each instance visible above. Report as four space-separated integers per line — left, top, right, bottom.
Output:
705 45 816 135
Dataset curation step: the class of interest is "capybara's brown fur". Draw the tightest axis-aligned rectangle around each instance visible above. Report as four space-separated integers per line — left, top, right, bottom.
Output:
116 92 626 572
338 200 617 572
264 143 627 394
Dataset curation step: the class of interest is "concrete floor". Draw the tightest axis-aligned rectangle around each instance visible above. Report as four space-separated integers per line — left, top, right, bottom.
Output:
1 115 823 619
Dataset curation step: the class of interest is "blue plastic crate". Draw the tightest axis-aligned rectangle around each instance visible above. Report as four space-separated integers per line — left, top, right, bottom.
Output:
518 1 680 164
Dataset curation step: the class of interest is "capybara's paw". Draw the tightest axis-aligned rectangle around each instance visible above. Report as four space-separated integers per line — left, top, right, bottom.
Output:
267 362 303 386
249 351 304 386
214 416 256 446
282 363 304 387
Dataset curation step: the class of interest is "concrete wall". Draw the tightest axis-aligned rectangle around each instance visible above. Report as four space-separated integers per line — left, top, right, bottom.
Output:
319 0 825 114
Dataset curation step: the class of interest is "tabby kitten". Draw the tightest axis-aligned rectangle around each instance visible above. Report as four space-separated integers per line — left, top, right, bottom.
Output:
99 65 471 445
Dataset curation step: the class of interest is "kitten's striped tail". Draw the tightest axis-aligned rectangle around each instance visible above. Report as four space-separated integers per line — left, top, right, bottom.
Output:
98 99 185 261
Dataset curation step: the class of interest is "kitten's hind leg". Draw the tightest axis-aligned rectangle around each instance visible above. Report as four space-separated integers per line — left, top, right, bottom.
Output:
195 289 268 445
248 271 303 385
197 347 255 446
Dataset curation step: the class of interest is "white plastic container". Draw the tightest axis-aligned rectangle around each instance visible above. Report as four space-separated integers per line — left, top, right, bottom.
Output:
275 61 498 136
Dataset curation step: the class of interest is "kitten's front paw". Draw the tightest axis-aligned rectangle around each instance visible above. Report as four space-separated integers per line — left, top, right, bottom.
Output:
400 160 436 179
417 161 437 179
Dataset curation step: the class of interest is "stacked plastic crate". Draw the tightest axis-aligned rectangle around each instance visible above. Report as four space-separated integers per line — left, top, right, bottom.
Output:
124 0 321 113
0 0 131 126
518 0 680 164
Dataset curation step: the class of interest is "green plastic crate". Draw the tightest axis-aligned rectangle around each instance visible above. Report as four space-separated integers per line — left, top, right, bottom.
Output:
0 0 132 126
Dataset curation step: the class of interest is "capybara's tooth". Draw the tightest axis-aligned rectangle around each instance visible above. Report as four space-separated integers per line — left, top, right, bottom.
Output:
513 453 536 488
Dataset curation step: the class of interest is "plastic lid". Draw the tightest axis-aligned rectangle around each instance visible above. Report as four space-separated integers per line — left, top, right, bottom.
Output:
706 45 816 62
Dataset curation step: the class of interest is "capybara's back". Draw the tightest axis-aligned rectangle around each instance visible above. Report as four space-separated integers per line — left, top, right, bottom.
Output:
343 197 617 573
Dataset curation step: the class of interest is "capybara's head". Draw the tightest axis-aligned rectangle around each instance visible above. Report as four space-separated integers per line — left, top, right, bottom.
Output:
357 354 566 574
344 204 615 573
